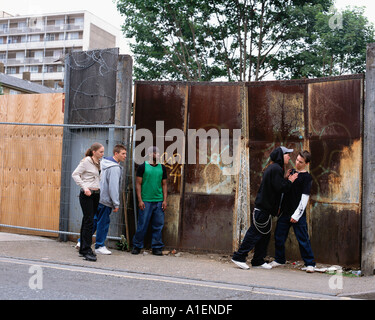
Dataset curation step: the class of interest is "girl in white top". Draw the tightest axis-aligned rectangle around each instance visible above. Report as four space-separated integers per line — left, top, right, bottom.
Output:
72 142 104 261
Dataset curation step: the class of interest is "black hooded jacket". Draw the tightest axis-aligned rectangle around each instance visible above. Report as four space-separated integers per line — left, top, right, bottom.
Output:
254 147 292 216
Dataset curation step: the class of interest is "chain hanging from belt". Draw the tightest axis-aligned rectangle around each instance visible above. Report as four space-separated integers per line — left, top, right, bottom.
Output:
252 209 272 235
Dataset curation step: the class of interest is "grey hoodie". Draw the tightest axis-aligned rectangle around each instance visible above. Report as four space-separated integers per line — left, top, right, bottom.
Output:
99 157 123 209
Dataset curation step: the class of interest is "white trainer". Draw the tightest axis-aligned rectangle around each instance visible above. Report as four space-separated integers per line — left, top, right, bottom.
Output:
269 261 283 268
254 263 272 270
231 259 250 270
95 246 112 255
306 266 315 273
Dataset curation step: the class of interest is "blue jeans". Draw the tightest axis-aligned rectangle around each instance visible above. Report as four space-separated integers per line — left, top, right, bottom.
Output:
93 203 112 249
274 213 315 266
132 201 164 249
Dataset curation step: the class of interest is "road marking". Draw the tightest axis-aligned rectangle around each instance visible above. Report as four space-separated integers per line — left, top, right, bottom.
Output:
0 256 351 300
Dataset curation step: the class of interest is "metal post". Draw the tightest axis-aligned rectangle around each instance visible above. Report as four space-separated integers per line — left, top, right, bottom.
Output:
59 55 72 242
108 127 115 157
132 124 137 229
362 43 375 276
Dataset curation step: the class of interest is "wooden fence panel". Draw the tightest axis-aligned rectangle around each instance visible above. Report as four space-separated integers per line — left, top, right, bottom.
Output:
0 93 64 236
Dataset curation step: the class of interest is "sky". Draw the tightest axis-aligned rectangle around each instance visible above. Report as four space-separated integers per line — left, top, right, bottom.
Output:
2 0 375 55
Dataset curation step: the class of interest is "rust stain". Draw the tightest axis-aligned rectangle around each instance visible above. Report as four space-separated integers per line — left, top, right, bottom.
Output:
267 90 305 140
185 163 234 195
308 80 362 139
313 140 362 205
328 140 362 204
163 194 181 247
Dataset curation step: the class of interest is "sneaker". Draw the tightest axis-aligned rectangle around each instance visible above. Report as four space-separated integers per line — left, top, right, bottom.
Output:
95 246 112 255
131 247 141 255
306 266 315 273
75 241 80 250
253 263 272 270
152 248 163 256
83 252 97 261
79 250 96 257
269 261 283 268
231 258 250 270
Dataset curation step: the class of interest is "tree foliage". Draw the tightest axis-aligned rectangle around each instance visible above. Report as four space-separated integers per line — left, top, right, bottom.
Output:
274 6 375 79
116 0 373 81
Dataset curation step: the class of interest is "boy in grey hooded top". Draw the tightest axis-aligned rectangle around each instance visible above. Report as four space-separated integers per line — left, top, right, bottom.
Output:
100 156 123 210
93 145 127 255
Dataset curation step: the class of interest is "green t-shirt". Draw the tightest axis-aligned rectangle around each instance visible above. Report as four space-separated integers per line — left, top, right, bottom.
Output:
136 161 167 202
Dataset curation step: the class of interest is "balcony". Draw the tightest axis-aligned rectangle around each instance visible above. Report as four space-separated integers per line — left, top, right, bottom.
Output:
4 71 64 82
30 71 64 81
0 38 83 51
0 57 64 66
0 24 84 35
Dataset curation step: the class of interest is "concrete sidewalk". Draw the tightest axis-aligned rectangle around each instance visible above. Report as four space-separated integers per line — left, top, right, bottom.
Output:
0 232 374 299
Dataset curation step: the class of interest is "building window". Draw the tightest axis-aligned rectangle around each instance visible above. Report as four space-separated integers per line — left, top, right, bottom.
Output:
55 19 64 26
45 34 55 41
0 24 8 32
18 21 27 31
66 32 79 40
28 35 40 42
7 67 17 74
30 66 38 73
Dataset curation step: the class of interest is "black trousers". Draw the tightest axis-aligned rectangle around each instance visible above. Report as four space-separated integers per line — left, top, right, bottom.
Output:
79 191 100 255
232 209 271 266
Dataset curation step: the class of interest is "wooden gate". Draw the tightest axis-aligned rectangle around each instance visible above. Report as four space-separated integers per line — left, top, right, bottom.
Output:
0 93 64 236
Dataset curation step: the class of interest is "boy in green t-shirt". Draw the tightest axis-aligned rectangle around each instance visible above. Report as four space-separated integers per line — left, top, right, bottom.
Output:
132 146 168 255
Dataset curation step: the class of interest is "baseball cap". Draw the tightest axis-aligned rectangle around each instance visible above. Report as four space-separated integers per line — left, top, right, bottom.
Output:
280 146 293 154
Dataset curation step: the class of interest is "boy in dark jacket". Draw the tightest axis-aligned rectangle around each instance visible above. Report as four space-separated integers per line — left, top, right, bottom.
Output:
270 150 315 272
232 146 298 270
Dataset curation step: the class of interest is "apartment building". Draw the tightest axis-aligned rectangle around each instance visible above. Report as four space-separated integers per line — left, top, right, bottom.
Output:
0 10 119 89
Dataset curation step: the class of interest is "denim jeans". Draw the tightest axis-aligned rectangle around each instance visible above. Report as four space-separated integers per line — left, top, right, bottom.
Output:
93 203 112 249
132 201 164 249
232 209 271 266
274 213 315 266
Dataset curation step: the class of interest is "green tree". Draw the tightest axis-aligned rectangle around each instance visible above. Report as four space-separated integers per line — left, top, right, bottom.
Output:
115 0 336 81
272 6 375 79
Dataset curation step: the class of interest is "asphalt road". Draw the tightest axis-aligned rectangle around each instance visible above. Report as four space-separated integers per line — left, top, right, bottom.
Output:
0 256 342 303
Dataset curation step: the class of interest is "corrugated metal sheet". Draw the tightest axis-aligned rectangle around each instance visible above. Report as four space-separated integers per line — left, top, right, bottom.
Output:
181 84 242 252
134 82 188 247
134 74 364 266
308 78 363 267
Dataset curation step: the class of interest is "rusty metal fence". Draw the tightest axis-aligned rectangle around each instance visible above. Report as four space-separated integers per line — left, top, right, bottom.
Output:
133 74 364 267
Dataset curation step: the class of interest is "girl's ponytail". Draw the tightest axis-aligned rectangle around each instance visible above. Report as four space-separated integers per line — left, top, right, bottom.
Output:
85 142 103 157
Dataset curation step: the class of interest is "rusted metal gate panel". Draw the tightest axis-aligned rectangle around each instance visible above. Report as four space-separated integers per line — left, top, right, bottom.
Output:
180 194 235 251
308 77 363 267
247 76 363 267
247 82 307 204
247 82 308 258
180 84 242 252
134 82 188 247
